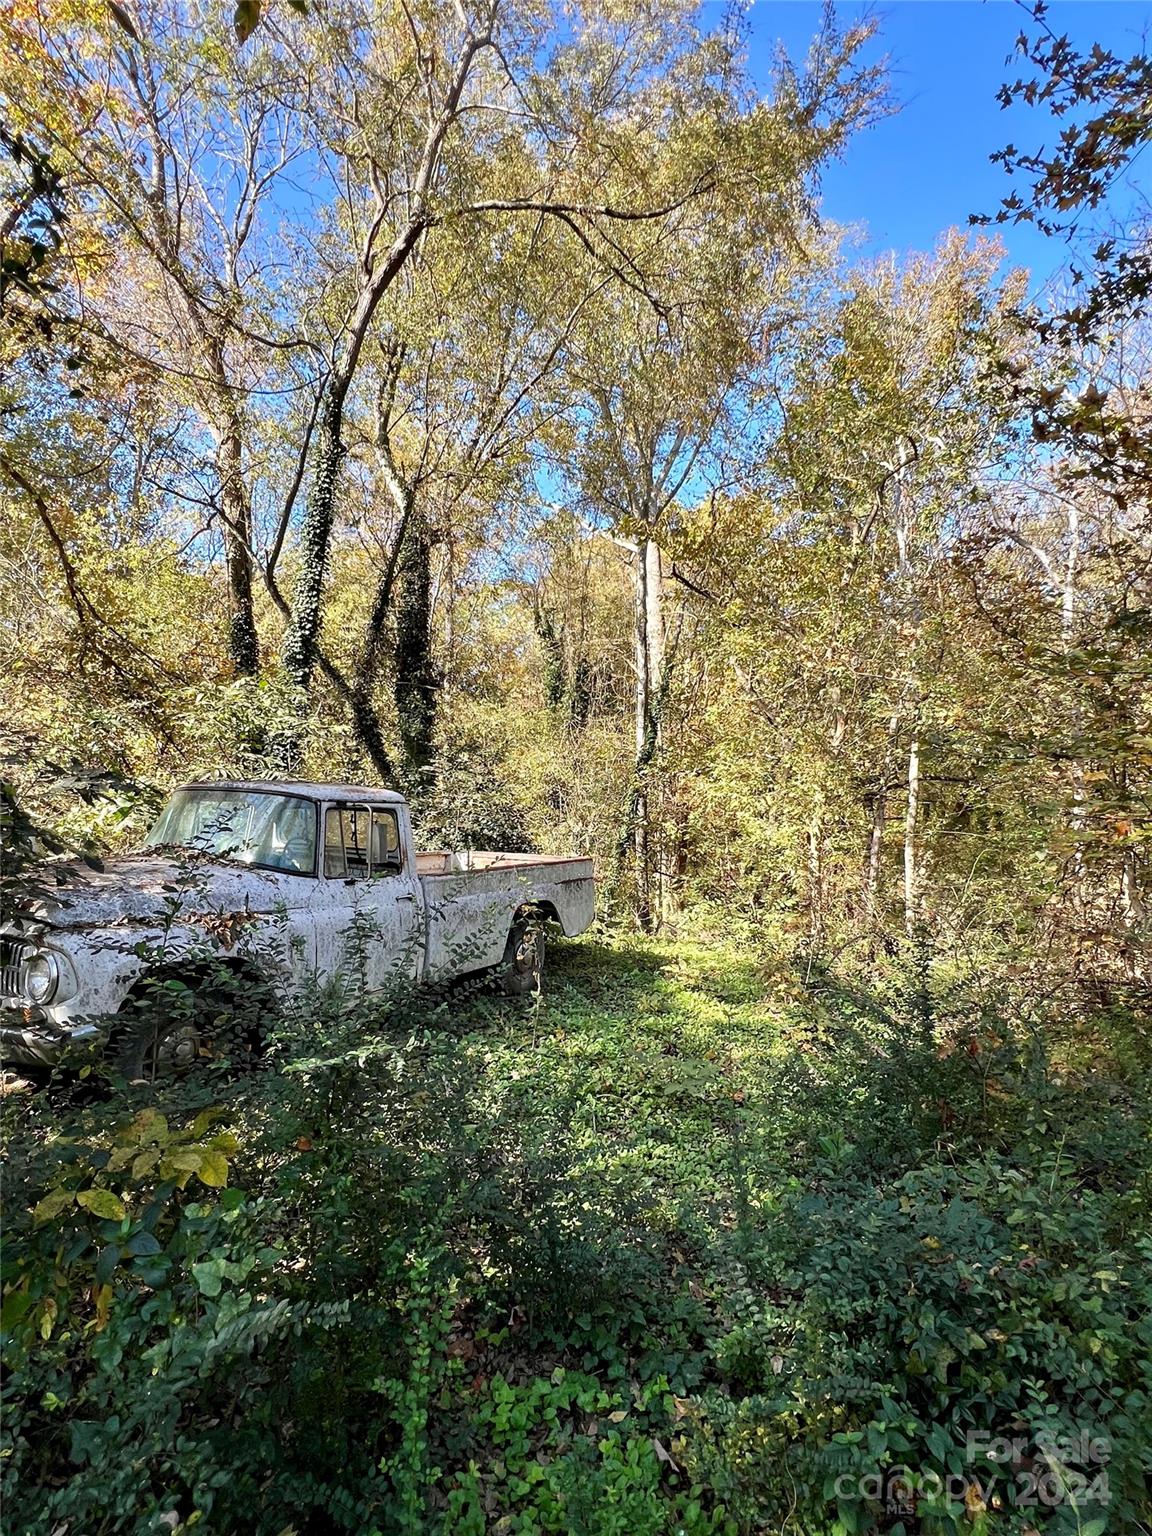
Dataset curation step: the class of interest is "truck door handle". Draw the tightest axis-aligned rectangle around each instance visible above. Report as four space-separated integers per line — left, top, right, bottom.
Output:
396 892 415 902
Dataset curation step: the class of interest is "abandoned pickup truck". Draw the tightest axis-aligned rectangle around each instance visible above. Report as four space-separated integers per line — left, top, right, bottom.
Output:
0 779 595 1073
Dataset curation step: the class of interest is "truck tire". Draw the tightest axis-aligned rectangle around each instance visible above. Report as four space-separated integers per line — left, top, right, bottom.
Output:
499 917 544 996
113 986 206 1081
112 966 270 1081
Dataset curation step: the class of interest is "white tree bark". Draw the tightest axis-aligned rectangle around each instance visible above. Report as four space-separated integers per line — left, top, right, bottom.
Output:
865 713 899 917
632 536 665 929
904 727 921 939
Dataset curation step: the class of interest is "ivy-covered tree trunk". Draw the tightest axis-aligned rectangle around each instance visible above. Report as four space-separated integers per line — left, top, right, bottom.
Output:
349 688 396 787
283 395 344 693
534 599 594 730
215 424 259 678
533 600 566 712
393 511 441 795
347 569 400 786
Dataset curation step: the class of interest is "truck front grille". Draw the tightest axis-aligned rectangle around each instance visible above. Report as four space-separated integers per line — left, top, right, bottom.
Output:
0 938 30 1000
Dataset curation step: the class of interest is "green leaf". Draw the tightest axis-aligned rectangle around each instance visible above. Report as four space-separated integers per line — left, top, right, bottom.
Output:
192 1259 227 1297
120 1108 167 1146
131 1150 160 1179
197 1150 229 1188
33 1186 76 1224
125 1229 162 1257
0 1289 33 1330
95 1244 120 1286
191 1107 227 1140
234 0 261 43
76 1188 127 1221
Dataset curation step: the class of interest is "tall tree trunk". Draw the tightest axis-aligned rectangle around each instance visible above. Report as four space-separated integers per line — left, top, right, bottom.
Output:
1120 846 1143 980
215 422 259 677
864 712 900 919
632 537 664 930
347 518 402 783
284 392 344 693
865 792 885 914
633 540 652 929
1062 503 1089 899
393 510 440 795
903 725 921 939
534 599 566 712
613 537 668 930
807 814 824 949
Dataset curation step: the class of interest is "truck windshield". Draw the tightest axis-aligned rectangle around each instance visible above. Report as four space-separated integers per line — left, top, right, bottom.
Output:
143 789 317 875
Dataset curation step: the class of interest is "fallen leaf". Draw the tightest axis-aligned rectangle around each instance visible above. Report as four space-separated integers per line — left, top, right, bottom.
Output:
652 1437 680 1472
964 1482 987 1516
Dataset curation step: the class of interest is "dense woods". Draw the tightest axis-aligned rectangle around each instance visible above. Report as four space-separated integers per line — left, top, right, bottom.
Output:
1 1 1150 1533
2 0 1147 988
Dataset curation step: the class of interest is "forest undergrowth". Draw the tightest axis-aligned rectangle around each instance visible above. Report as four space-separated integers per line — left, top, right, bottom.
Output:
3 931 1150 1536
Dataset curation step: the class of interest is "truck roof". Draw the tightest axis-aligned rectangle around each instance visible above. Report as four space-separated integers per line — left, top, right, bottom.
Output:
181 779 406 805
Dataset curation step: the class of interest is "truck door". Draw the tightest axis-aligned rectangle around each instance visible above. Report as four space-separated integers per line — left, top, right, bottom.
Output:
312 803 422 989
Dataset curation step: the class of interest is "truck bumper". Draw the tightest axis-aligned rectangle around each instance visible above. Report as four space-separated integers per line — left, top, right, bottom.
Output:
0 1006 104 1069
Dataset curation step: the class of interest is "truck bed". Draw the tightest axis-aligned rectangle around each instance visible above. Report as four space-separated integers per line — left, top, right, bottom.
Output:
415 851 595 980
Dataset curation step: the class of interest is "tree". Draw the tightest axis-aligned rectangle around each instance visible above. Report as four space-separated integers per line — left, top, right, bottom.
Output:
552 11 884 927
667 236 1026 953
5 0 317 677
342 206 608 791
277 0 748 712
979 0 1152 344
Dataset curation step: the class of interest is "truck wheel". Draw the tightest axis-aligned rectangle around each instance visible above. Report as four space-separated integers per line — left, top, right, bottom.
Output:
113 996 205 1082
113 969 269 1081
499 918 544 996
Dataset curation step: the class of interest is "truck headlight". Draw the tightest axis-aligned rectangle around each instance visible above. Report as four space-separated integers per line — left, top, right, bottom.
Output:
23 951 60 1005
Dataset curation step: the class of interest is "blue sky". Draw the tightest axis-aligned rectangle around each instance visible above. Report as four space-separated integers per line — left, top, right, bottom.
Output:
744 1 1151 296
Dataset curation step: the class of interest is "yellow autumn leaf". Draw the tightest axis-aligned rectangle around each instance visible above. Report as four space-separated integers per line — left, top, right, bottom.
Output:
197 1150 229 1188
76 1188 126 1221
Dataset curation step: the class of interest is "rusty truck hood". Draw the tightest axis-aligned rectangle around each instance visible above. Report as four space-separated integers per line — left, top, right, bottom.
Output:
16 851 308 932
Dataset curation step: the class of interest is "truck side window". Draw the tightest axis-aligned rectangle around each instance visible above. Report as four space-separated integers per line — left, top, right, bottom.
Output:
325 807 402 878
371 811 403 875
324 808 371 879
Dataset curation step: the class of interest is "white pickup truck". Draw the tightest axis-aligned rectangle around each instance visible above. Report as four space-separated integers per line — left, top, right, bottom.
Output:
0 779 595 1073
